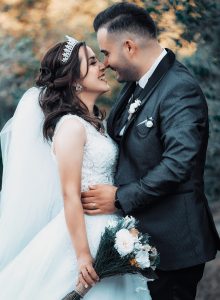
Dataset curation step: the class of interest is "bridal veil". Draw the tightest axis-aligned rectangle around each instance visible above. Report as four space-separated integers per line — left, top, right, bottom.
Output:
0 87 63 270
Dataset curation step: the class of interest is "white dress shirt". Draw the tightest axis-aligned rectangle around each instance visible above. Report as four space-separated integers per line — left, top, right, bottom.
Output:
138 48 167 88
119 48 167 136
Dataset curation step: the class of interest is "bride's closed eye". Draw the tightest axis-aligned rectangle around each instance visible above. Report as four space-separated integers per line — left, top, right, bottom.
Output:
89 56 98 66
90 60 98 66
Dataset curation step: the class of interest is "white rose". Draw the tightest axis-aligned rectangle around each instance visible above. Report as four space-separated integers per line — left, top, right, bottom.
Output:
115 229 135 257
135 250 150 268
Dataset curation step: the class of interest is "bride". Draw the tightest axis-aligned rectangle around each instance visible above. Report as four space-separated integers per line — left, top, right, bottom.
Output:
0 36 151 299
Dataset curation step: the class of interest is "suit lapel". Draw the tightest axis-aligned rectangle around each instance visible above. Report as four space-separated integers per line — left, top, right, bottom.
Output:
107 82 136 138
122 49 176 136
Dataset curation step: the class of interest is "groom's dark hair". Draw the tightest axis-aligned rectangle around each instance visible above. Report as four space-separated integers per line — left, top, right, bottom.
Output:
93 2 157 38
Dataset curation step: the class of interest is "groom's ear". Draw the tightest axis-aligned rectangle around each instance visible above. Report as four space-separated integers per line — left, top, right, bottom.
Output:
123 40 137 57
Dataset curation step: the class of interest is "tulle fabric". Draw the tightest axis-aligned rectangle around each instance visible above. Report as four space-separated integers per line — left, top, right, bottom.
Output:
0 87 63 270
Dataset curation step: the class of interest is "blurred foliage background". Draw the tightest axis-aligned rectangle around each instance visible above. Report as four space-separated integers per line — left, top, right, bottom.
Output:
0 0 219 202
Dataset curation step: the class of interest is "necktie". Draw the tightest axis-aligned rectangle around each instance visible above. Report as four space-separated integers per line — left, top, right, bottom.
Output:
118 84 143 136
132 84 143 101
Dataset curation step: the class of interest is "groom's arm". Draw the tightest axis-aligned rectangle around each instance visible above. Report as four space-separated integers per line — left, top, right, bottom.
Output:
117 80 208 214
82 81 208 215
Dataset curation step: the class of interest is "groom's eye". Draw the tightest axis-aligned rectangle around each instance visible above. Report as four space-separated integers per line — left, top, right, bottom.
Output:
101 51 109 58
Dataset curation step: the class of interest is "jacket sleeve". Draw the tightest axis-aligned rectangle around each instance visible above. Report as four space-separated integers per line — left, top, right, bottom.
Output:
117 80 208 214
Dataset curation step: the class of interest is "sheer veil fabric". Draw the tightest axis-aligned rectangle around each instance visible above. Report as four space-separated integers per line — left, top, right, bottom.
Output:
0 87 63 270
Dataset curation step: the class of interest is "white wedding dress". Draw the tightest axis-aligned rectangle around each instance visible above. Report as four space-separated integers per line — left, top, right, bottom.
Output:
0 88 151 300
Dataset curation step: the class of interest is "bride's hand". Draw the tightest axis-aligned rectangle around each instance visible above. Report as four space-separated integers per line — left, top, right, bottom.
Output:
77 253 99 288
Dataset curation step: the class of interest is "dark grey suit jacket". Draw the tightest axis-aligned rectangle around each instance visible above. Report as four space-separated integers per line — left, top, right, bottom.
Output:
107 49 220 270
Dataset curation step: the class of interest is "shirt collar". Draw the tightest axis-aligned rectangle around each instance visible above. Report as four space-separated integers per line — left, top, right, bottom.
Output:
138 48 167 89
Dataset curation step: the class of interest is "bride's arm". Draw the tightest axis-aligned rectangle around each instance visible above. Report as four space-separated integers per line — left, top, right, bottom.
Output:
53 118 99 288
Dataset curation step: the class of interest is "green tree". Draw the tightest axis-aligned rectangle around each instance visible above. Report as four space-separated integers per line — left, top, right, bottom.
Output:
177 0 220 201
142 0 220 201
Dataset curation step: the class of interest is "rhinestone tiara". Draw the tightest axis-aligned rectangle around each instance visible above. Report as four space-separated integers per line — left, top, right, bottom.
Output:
61 35 79 63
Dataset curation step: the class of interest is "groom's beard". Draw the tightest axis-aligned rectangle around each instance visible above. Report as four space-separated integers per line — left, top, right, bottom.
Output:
111 64 140 83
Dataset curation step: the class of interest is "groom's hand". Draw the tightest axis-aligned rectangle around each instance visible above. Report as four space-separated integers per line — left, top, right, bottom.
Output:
81 184 118 215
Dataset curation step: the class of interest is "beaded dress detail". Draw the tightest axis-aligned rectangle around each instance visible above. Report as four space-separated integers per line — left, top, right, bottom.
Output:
51 114 118 192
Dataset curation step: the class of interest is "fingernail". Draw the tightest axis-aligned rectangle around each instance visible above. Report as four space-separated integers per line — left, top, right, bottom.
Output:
85 284 88 288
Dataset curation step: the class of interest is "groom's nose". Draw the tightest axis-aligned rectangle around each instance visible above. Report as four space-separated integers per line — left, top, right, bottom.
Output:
103 57 109 68
99 62 106 71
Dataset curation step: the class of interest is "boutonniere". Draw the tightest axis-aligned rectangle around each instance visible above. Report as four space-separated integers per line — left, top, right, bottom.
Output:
128 99 141 120
137 117 154 128
145 117 154 128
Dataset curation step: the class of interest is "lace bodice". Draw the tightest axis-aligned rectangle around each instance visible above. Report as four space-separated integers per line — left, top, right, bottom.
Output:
52 114 118 191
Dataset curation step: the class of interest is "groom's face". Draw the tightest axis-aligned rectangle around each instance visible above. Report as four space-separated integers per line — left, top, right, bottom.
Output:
97 28 139 82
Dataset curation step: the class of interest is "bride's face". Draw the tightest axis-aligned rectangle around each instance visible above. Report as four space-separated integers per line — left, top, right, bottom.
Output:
78 46 110 94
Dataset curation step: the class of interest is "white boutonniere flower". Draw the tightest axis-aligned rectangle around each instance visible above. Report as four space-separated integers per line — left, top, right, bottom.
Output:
137 117 154 128
145 117 154 128
128 99 141 120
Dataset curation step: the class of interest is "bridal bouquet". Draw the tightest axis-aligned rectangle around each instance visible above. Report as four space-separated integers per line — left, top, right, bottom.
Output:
62 216 159 299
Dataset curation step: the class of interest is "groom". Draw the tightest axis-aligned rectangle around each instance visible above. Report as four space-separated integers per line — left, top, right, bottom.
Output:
82 2 220 299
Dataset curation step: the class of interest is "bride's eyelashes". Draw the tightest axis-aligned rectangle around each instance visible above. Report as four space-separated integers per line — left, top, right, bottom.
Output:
90 59 98 66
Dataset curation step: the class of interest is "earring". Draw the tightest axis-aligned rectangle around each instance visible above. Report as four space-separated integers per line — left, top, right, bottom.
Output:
75 83 83 92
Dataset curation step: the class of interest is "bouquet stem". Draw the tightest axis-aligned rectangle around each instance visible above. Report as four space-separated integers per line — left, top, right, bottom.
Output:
62 283 91 300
